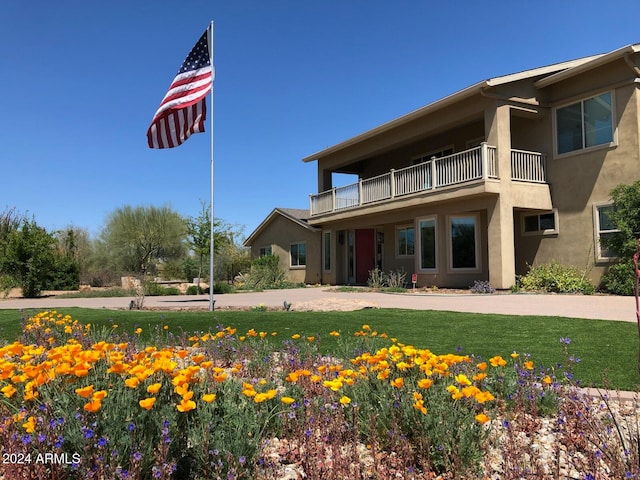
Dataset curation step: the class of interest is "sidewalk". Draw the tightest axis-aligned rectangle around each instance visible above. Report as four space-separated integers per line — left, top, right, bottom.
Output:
0 287 636 322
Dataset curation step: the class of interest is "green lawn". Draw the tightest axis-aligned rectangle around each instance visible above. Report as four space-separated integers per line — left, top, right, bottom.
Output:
0 307 637 391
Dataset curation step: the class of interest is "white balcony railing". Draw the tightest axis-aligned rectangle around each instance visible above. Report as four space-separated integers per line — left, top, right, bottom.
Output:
309 144 545 216
511 149 546 183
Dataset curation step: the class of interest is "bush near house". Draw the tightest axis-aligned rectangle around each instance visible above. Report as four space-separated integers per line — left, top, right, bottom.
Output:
515 262 595 294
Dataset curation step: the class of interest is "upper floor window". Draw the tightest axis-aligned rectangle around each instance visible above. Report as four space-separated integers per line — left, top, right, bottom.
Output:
290 242 306 267
259 246 272 257
397 226 415 256
556 92 613 155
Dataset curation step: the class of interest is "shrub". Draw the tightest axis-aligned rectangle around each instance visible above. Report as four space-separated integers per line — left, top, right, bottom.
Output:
240 255 287 290
143 282 180 296
601 259 635 295
186 285 206 295
213 281 233 294
516 261 595 294
470 280 495 294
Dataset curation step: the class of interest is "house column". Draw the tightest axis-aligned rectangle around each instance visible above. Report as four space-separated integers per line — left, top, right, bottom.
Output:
485 103 516 289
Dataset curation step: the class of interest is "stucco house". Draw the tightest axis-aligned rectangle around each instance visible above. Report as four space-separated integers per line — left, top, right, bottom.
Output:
246 43 640 289
244 208 321 285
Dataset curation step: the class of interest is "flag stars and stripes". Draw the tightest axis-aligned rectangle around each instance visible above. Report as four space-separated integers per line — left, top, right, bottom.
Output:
147 27 213 149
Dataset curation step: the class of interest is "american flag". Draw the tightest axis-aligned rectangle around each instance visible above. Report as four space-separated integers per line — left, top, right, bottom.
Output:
147 27 214 149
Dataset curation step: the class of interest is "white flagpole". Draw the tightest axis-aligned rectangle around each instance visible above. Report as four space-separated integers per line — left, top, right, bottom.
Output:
208 20 215 312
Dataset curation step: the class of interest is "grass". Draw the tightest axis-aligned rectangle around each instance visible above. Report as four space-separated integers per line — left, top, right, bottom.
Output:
0 307 638 391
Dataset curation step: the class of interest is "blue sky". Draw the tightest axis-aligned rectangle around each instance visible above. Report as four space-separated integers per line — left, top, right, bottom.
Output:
2 0 639 240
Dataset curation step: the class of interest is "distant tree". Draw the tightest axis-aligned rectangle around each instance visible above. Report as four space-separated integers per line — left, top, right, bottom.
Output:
185 201 237 284
0 218 57 297
99 205 187 276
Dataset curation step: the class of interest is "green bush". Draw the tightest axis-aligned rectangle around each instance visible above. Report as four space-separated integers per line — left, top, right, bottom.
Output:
516 261 595 294
213 281 233 294
186 285 205 295
601 259 635 296
144 282 180 296
240 255 287 290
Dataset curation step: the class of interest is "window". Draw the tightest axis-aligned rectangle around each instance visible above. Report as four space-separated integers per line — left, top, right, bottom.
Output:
556 92 613 155
449 215 479 270
323 231 331 271
259 246 272 257
418 217 437 271
413 146 455 164
397 226 415 256
290 242 306 267
522 210 558 235
594 204 619 261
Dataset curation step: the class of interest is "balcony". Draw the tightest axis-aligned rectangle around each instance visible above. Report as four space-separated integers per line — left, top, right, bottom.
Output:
309 144 547 216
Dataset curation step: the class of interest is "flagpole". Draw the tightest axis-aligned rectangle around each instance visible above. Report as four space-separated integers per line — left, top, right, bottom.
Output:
208 20 215 312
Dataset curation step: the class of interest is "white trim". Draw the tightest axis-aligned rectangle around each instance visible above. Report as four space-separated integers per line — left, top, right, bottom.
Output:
416 215 438 273
553 90 617 159
593 202 619 263
521 209 559 236
447 214 481 273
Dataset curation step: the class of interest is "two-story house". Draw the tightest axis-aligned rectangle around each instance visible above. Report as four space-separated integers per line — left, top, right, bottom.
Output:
245 43 640 289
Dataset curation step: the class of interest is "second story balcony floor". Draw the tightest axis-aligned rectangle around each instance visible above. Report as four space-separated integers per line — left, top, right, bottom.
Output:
309 144 548 217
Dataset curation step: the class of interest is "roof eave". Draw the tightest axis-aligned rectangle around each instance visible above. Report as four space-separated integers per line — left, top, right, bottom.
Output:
534 45 640 88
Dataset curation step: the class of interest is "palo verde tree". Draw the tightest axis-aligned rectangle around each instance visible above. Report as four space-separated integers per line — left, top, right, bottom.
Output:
98 205 187 277
186 201 247 284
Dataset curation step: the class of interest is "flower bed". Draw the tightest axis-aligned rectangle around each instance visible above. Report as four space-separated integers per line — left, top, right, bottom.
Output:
0 311 638 479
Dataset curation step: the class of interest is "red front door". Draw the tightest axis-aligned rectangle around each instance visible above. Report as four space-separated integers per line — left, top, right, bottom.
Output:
355 229 376 284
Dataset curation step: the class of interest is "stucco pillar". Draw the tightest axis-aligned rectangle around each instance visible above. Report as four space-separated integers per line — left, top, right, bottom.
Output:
485 103 516 289
319 169 332 192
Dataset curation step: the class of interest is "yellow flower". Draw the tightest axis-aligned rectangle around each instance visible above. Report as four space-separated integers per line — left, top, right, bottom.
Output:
329 331 340 337
339 395 351 405
524 361 534 371
213 372 227 383
455 374 472 386
474 390 495 404
75 385 94 398
280 396 295 405
22 416 36 433
125 377 140 388
475 413 490 424
390 377 404 389
92 390 108 401
417 378 433 389
147 383 162 394
84 400 102 413
511 352 519 359
306 336 315 343
542 375 553 385
177 398 196 412
291 334 301 340
139 397 156 410
489 356 507 367
2 384 17 398
202 393 216 403
135 328 143 335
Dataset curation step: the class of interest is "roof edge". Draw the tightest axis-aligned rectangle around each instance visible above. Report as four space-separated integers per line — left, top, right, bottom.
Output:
243 208 318 246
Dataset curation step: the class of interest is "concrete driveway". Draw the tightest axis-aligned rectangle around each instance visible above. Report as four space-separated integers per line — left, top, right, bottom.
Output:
0 287 636 322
